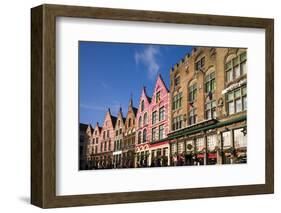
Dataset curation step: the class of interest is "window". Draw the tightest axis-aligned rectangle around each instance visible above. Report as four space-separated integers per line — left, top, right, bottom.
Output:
138 116 142 127
163 147 168 157
172 92 182 110
152 111 157 124
104 141 107 151
115 130 118 136
207 135 217 151
234 128 247 148
141 100 144 112
119 128 122 135
222 131 231 147
138 131 142 144
152 127 157 141
172 115 183 131
226 86 247 115
174 75 180 87
178 142 184 154
103 131 105 139
107 130 109 138
143 112 148 125
128 118 131 127
171 143 177 155
143 129 147 142
156 149 161 157
188 83 197 102
196 137 205 151
159 107 165 121
205 72 216 93
159 124 164 140
205 100 216 119
225 52 247 82
240 52 247 75
188 108 197 125
96 138 98 144
120 139 122 150
156 91 161 103
195 57 205 71
100 143 103 152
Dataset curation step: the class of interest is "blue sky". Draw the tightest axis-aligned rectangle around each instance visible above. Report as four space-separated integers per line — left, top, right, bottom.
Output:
79 41 193 126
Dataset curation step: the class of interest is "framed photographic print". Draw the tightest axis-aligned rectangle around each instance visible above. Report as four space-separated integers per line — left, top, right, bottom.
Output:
31 4 274 208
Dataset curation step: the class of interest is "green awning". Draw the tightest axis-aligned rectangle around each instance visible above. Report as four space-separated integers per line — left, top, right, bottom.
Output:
168 115 246 139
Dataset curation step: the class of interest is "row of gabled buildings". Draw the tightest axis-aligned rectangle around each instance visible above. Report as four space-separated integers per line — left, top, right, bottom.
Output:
80 47 247 170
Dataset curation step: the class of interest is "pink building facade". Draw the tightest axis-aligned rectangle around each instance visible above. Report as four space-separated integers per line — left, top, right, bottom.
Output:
135 87 151 167
149 74 170 167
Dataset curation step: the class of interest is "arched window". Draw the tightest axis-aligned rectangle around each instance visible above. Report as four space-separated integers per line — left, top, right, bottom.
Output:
138 116 142 127
225 52 247 82
205 71 216 93
138 131 142 144
143 129 147 143
141 100 144 112
143 112 148 125
188 81 197 102
195 56 205 71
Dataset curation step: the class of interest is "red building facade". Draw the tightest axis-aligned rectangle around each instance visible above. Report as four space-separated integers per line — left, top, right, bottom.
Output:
149 74 170 167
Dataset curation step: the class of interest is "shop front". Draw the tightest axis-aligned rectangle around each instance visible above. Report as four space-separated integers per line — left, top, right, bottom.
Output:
135 144 150 168
150 141 169 167
113 150 122 168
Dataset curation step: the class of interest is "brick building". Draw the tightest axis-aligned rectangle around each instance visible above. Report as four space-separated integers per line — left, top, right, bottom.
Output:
113 107 125 168
122 96 138 168
168 47 247 166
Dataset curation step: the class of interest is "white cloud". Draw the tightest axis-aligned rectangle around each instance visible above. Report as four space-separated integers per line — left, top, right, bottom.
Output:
134 46 160 79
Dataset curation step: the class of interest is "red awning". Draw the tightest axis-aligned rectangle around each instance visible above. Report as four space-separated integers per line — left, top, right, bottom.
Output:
208 153 217 158
150 141 168 148
197 154 204 158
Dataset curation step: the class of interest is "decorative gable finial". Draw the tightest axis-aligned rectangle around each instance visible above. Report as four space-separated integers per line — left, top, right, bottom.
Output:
129 92 133 107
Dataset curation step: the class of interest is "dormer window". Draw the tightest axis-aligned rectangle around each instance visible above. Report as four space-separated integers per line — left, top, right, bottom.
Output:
195 57 205 71
138 116 142 127
156 91 161 103
143 112 148 125
174 75 180 87
141 100 144 111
